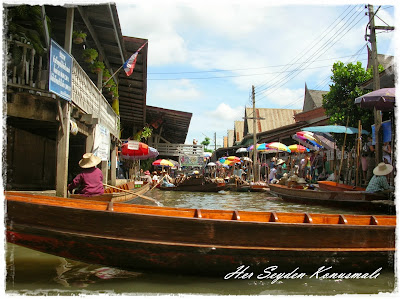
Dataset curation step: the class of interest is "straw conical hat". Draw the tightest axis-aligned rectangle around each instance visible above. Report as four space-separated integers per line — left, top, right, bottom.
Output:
79 153 101 168
373 162 393 176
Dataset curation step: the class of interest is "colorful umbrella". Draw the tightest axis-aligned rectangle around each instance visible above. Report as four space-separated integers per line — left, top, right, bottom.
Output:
167 159 180 169
292 134 321 151
354 87 395 111
152 159 174 167
288 144 310 153
296 131 322 146
266 142 291 153
302 125 369 135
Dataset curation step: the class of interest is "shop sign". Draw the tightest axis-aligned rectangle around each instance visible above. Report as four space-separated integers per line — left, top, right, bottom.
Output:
49 39 72 101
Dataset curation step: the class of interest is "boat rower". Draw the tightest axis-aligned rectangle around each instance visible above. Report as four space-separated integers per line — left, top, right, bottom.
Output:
365 162 394 195
67 153 104 197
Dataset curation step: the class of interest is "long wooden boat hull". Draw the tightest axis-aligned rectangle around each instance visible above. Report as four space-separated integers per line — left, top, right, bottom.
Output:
269 184 395 214
5 192 396 275
318 181 366 192
159 177 226 192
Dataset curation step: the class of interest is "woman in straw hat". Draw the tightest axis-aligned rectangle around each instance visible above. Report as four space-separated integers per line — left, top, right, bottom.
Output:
365 162 394 194
67 153 104 197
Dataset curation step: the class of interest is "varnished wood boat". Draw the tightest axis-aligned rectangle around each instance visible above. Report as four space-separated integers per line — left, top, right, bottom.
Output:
269 184 394 214
318 181 366 192
69 181 151 203
5 191 395 275
159 176 226 192
249 181 269 192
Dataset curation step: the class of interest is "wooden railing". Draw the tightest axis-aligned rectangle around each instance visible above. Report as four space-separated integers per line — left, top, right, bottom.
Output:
149 143 204 157
6 39 119 138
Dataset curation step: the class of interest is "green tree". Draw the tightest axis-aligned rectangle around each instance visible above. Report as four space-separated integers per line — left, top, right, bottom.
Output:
322 61 382 148
201 137 211 149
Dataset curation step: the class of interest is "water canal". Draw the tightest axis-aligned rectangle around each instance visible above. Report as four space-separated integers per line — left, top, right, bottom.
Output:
5 190 396 295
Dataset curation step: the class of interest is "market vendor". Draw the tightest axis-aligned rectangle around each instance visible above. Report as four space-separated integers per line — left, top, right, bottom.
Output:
68 153 104 197
365 162 394 194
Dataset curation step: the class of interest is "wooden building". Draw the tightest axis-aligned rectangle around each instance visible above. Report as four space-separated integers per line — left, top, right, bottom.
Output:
4 4 149 196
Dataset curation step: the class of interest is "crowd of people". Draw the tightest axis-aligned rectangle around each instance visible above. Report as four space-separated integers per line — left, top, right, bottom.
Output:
67 135 393 197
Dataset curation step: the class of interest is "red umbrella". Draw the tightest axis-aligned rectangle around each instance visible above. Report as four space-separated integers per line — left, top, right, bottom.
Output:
121 141 149 157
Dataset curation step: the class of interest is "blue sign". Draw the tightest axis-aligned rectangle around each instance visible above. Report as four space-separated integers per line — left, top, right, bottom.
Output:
49 39 72 101
371 120 392 144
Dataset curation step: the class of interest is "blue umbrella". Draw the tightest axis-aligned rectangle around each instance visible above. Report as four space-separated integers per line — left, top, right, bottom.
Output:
302 125 369 135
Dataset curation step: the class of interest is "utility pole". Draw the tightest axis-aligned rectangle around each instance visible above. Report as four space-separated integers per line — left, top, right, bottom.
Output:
366 4 394 165
214 132 217 151
252 86 258 182
243 86 264 182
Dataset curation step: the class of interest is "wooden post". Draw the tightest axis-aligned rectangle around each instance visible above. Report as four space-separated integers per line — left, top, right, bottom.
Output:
55 8 74 197
367 4 382 165
252 85 259 182
55 100 71 197
110 142 117 186
355 120 361 186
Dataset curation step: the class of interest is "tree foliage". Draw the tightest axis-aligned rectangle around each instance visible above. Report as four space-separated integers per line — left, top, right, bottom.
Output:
201 137 211 149
322 61 382 148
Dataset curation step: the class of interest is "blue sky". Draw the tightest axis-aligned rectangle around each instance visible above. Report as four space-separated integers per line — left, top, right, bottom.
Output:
1 0 396 148
118 1 395 147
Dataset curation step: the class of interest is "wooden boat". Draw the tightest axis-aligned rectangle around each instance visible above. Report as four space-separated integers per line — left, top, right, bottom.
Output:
269 184 394 214
159 175 226 192
318 181 366 192
69 181 152 203
249 181 269 192
5 191 396 275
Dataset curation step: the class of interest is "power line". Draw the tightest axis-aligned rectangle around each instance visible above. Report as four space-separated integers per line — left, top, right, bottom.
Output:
148 54 364 75
253 5 359 93
253 7 366 105
147 61 368 81
279 42 368 109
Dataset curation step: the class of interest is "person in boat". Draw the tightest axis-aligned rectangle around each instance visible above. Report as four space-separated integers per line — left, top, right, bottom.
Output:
67 153 104 197
160 171 175 187
276 159 285 179
152 171 159 186
142 170 153 184
268 164 278 183
365 162 394 194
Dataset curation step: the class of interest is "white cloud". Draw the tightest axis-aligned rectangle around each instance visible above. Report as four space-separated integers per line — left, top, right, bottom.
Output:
150 79 202 106
259 87 305 109
208 103 244 121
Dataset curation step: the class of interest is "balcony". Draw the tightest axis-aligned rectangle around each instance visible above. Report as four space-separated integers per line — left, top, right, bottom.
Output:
6 39 119 138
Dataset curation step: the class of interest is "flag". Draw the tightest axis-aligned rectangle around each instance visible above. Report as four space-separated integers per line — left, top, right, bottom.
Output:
123 42 147 76
123 52 138 76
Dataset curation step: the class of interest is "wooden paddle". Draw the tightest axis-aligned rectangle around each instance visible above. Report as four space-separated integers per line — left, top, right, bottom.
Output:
103 183 162 206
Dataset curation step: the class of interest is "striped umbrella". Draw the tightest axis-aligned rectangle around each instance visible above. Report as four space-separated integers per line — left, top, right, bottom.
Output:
288 144 310 153
266 142 291 153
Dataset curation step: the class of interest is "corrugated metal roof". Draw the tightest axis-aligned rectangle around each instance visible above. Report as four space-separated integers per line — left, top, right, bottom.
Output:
227 130 234 147
234 120 244 143
244 108 301 135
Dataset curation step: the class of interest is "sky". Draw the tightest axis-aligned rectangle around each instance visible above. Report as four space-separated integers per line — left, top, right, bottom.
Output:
115 0 397 148
1 0 396 148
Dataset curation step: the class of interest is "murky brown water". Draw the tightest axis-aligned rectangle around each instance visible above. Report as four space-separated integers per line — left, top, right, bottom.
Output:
5 190 397 295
